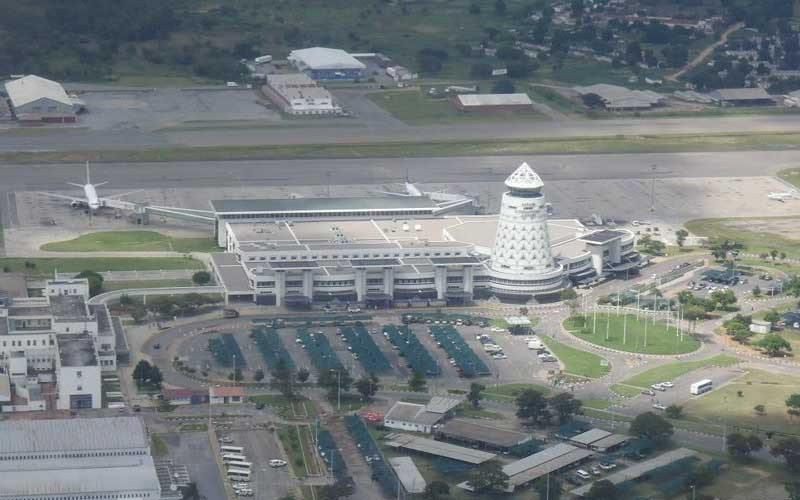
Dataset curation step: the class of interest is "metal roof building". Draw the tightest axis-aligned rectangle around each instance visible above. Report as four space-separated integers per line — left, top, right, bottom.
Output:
434 418 531 450
569 428 630 452
4 74 77 123
389 457 427 494
288 47 366 81
499 443 593 490
454 93 533 111
574 84 665 111
0 416 161 499
710 88 774 106
385 433 497 464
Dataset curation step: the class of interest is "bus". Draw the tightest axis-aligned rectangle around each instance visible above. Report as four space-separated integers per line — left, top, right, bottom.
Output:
226 461 252 470
220 446 244 455
222 453 247 463
227 468 251 481
690 379 712 395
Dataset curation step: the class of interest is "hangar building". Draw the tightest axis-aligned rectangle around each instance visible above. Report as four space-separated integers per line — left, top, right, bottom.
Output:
209 163 643 305
288 47 366 80
0 416 161 499
4 74 77 123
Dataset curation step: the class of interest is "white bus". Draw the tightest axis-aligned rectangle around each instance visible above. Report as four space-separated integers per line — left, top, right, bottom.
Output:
222 453 247 463
227 468 251 481
220 446 244 455
226 461 252 470
690 379 712 395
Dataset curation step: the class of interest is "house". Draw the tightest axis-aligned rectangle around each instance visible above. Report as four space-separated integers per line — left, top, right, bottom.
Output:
209 386 246 404
162 387 208 405
383 397 461 433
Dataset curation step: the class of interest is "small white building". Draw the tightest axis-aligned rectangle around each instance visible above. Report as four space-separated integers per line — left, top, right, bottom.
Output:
209 385 246 404
383 397 461 433
264 73 341 115
749 319 772 334
4 74 77 123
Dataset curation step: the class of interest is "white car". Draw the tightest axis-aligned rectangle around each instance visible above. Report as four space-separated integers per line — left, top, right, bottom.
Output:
652 403 666 410
660 381 674 388
651 383 666 391
269 459 288 467
491 353 507 359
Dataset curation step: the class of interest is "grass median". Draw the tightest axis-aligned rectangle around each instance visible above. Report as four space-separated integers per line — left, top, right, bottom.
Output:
540 335 611 379
621 354 741 388
41 231 217 253
565 314 701 355
0 257 203 276
6 131 800 164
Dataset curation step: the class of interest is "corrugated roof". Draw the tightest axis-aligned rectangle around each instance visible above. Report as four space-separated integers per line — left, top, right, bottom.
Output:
457 93 533 107
389 457 427 494
436 419 530 448
210 386 246 398
289 47 366 70
211 196 437 214
385 434 496 464
5 75 73 107
0 417 148 454
424 396 462 414
574 84 664 107
569 428 611 446
504 443 582 476
712 87 772 101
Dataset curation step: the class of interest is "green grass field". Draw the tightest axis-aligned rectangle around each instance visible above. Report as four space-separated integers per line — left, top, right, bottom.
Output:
481 383 550 403
683 369 800 435
610 384 642 397
620 354 741 388
564 313 701 355
6 131 800 165
779 167 800 189
685 217 800 259
0 257 203 276
540 335 611 379
41 231 218 253
103 279 195 291
367 90 546 125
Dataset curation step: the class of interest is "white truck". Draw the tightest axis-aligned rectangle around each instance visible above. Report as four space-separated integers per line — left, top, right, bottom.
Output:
254 55 273 64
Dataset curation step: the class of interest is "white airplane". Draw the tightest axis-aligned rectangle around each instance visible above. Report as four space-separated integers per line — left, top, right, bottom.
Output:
378 179 478 212
39 162 140 211
767 191 798 202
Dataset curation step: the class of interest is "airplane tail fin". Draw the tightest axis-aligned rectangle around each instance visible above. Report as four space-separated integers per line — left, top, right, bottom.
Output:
67 182 83 188
86 161 91 185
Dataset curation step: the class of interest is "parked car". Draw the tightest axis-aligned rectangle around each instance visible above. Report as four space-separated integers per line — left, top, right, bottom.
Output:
269 459 288 467
651 383 666 391
599 461 617 471
660 381 674 388
591 467 602 476
653 403 666 410
641 389 656 396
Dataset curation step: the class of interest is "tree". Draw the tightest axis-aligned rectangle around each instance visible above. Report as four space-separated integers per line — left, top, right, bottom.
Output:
75 270 104 296
726 432 763 458
665 404 683 419
675 229 688 247
586 479 620 500
416 48 448 75
491 79 515 94
787 480 800 500
297 367 310 383
710 289 737 311
494 0 507 15
533 476 563 499
131 304 148 323
318 369 353 401
181 482 200 500
467 460 509 494
560 288 578 301
754 404 766 416
270 357 295 398
409 370 427 392
771 437 800 470
423 480 450 499
253 368 265 382
507 62 537 78
468 3 481 15
756 334 792 357
786 394 800 418
469 63 493 78
467 382 485 409
319 481 354 500
355 374 379 401
516 388 550 427
625 41 642 66
229 368 243 382
549 393 582 423
132 360 152 386
630 411 673 444
149 365 163 388
771 249 779 261
581 93 605 109
192 271 211 285
752 285 762 297
764 309 781 325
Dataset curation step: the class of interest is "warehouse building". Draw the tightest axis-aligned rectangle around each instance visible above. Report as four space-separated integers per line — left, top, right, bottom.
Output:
4 74 77 123
384 397 461 433
0 278 122 411
453 93 533 112
209 163 643 305
710 88 774 106
434 418 531 451
264 73 341 115
0 416 161 499
574 84 665 111
385 433 497 464
568 428 630 452
288 47 366 80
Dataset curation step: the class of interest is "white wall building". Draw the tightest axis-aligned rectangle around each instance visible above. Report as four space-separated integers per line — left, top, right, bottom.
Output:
264 73 341 115
4 74 77 123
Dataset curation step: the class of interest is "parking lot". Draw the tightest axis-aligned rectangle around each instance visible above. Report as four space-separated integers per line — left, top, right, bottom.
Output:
160 431 227 500
223 429 294 499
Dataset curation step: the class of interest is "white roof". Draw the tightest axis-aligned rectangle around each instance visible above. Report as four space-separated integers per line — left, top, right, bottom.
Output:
505 162 544 190
288 47 366 70
574 84 664 107
389 457 427 494
5 74 72 107
711 87 772 101
424 396 462 414
0 416 148 454
456 93 532 107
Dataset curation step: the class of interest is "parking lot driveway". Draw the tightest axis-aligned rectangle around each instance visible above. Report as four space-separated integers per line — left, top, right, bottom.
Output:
227 429 294 499
161 431 226 500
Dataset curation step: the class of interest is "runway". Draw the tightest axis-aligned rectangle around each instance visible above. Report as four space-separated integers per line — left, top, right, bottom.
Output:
0 150 797 192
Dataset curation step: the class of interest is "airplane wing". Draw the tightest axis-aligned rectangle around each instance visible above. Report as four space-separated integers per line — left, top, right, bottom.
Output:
37 191 81 202
103 189 142 200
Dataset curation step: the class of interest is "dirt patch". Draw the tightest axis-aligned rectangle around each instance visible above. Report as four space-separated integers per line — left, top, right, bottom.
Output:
723 218 800 240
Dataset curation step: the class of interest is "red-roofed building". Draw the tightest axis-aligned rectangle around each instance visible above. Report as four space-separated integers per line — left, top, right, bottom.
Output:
162 387 207 406
209 386 246 405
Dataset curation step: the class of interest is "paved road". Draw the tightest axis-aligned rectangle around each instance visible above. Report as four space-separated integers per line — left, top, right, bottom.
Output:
1 150 798 194
4 113 800 151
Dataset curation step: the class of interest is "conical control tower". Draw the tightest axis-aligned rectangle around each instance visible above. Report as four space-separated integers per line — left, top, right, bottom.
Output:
489 162 567 299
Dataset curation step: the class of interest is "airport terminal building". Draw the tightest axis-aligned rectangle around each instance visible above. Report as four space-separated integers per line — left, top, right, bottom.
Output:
210 163 642 306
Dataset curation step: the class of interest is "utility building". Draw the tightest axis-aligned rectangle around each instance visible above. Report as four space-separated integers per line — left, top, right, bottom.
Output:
4 74 77 123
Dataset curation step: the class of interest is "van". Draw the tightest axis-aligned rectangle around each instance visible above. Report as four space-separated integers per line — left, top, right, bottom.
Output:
576 469 591 480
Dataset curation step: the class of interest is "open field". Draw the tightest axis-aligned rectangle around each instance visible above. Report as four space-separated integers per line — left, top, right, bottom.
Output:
480 383 550 403
683 369 800 435
610 384 642 398
6 131 800 164
103 279 195 291
564 314 701 355
685 216 800 259
539 335 611 379
367 90 546 125
0 257 203 276
620 354 741 388
778 167 800 188
40 231 218 253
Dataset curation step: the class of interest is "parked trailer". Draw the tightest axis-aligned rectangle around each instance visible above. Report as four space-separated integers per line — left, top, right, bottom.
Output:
220 446 244 454
222 453 247 463
255 55 273 64
227 468 251 481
